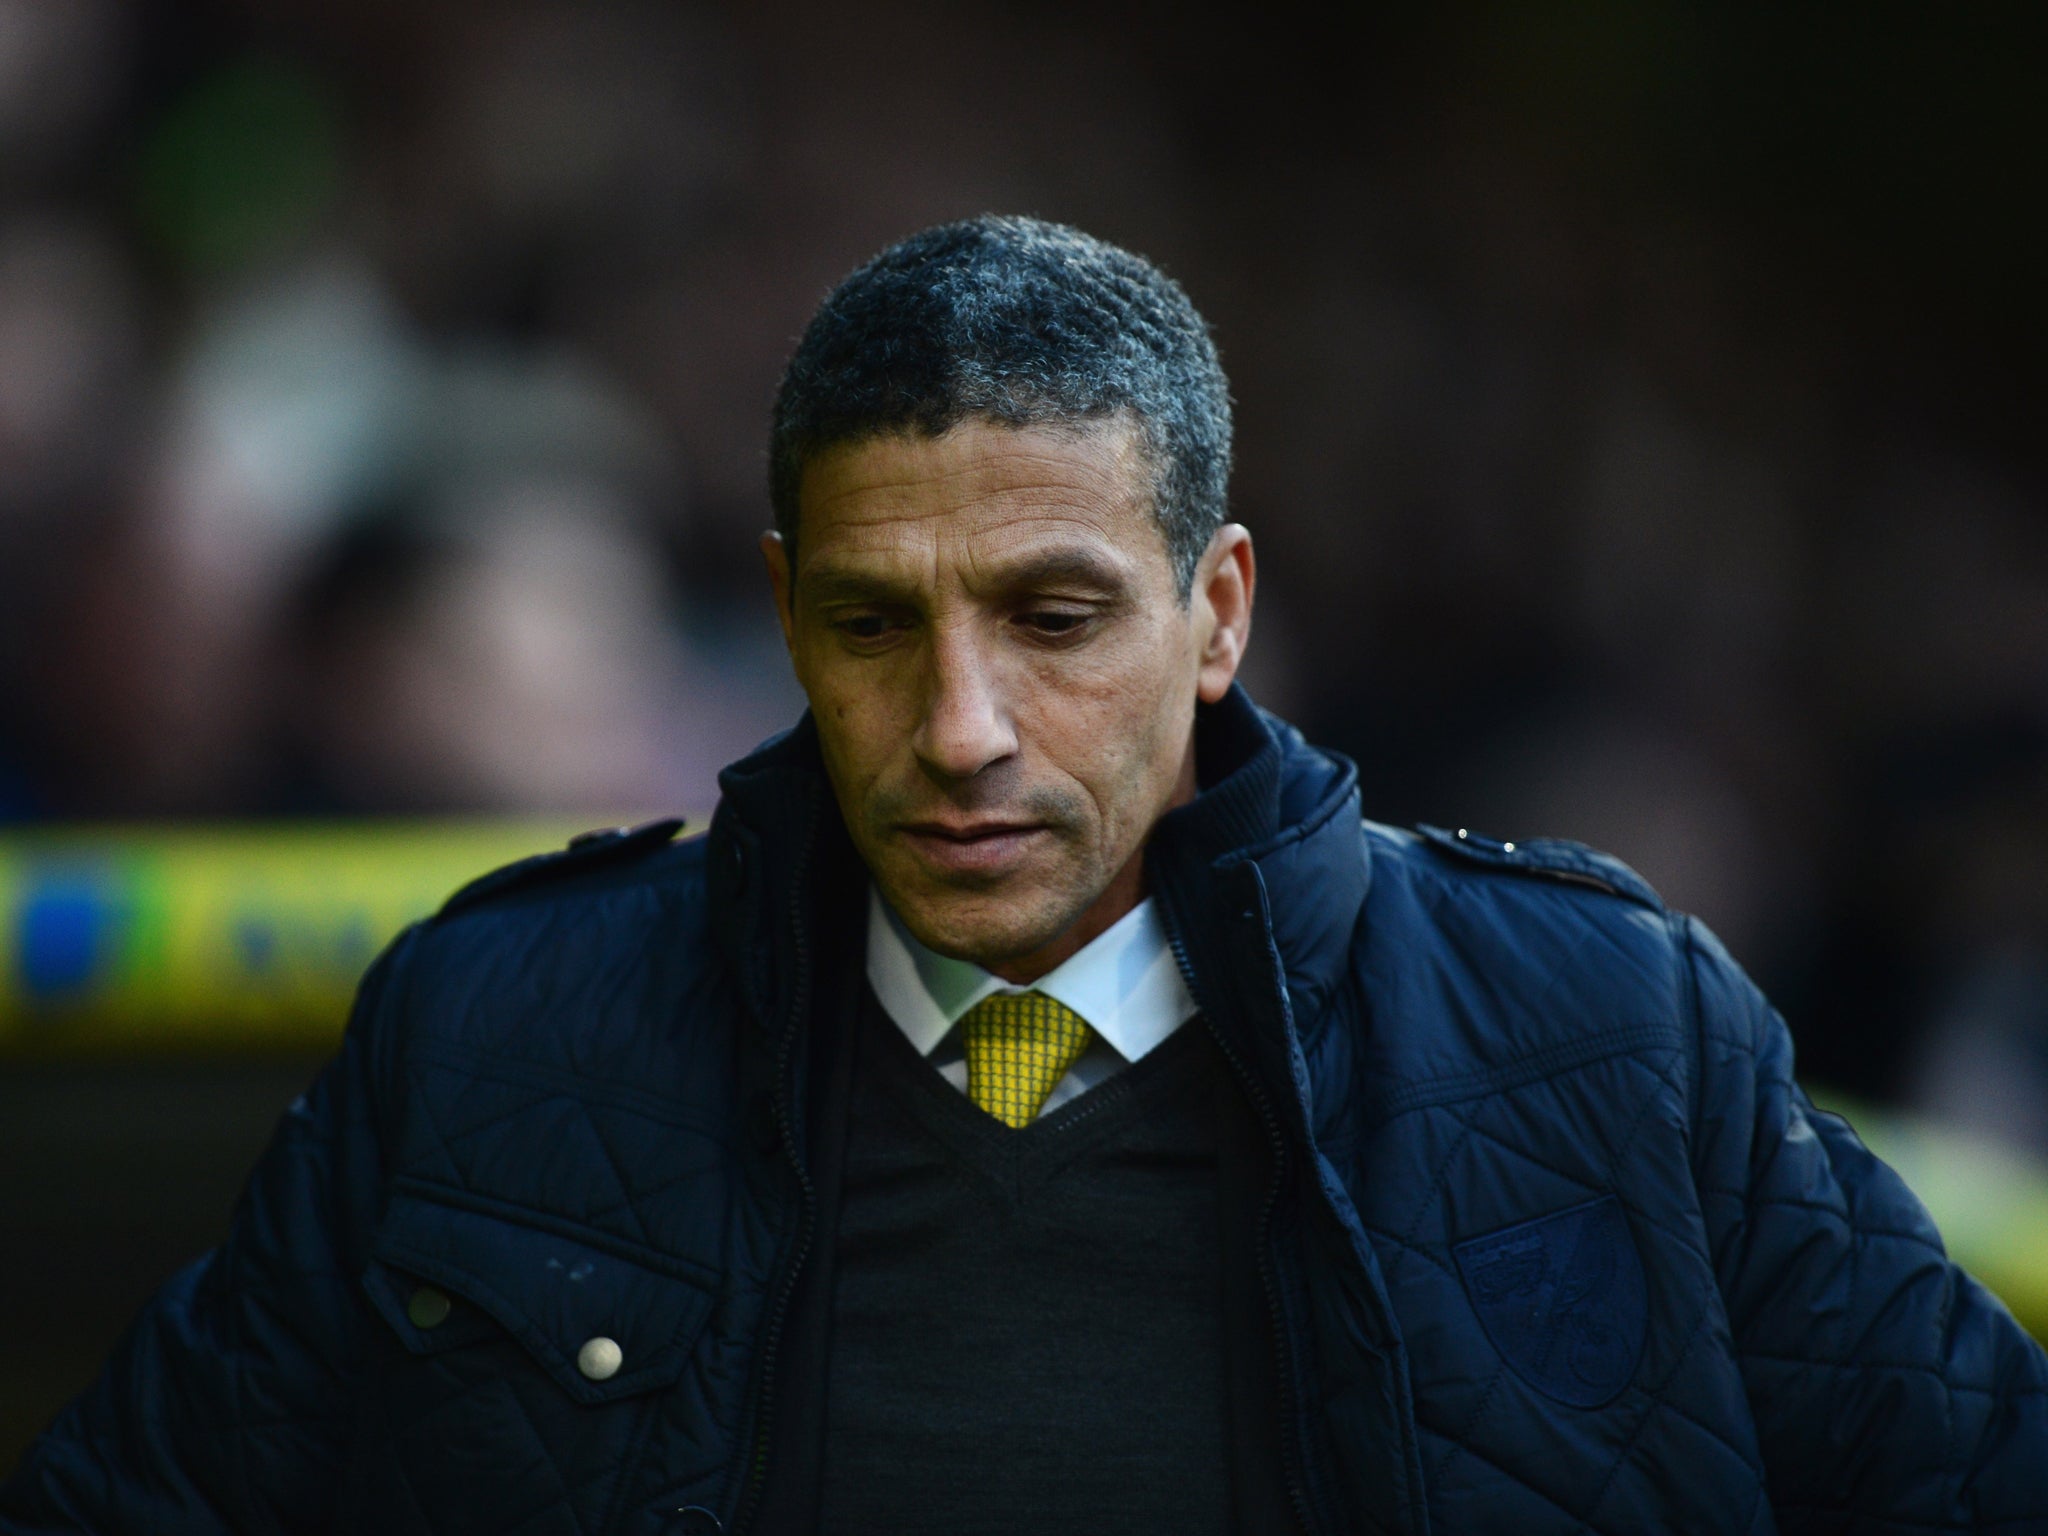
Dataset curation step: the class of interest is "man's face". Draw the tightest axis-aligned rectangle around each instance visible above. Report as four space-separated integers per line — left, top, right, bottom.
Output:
765 417 1251 981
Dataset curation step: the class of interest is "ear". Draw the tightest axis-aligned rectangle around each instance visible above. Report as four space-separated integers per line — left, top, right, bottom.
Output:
1192 524 1254 705
761 531 795 652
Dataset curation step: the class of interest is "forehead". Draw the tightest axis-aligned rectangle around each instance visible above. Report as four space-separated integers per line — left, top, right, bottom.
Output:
793 418 1166 579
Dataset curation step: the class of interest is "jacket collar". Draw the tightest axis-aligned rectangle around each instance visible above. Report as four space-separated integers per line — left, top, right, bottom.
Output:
706 683 1370 1051
1146 685 1369 1056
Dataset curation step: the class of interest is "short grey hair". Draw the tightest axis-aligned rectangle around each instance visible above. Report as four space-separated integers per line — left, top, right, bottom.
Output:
769 215 1233 596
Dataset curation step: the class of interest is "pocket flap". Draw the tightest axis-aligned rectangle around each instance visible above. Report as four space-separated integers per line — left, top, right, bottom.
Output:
363 1189 713 1405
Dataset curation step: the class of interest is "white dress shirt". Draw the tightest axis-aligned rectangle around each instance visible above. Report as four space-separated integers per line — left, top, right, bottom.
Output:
865 886 1201 1119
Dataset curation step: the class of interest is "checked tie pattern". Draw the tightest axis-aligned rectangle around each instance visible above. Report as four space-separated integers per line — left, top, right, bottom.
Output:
960 990 1094 1128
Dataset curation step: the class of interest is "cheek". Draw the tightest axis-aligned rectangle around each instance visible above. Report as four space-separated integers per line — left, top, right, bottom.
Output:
1026 628 1193 814
801 648 900 752
800 664 885 797
821 699 890 786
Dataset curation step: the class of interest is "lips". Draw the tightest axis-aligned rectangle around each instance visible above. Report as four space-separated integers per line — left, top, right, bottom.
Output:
895 820 1047 876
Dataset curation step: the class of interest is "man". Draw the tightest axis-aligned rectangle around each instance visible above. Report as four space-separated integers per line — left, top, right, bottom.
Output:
5 216 2045 1535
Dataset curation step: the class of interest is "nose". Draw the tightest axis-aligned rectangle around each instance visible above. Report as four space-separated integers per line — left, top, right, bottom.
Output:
911 623 1016 781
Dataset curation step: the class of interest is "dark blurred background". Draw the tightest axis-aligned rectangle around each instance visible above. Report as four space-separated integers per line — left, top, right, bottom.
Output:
3 0 2046 1463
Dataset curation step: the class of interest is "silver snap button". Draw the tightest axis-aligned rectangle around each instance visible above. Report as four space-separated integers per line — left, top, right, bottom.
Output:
406 1286 452 1330
577 1335 623 1381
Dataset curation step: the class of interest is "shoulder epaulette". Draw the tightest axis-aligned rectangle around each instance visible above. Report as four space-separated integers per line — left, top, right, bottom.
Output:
437 817 688 917
1414 823 1664 911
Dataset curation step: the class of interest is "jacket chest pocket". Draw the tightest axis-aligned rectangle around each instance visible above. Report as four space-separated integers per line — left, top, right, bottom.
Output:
342 1189 715 1536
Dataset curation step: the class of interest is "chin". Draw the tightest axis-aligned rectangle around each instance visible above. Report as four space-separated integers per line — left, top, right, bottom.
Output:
890 885 1074 970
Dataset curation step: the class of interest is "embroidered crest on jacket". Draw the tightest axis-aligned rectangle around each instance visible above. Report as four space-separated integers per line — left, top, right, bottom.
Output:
1453 1193 1647 1408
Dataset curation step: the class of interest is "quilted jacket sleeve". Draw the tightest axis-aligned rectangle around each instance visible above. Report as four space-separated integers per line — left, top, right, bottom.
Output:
0 926 416 1536
1689 916 2048 1531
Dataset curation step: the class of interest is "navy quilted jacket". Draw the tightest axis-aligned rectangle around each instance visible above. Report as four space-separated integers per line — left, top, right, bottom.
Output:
6 688 2046 1535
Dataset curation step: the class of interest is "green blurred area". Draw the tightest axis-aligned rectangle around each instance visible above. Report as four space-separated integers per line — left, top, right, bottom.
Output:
1811 1093 2048 1344
134 57 345 277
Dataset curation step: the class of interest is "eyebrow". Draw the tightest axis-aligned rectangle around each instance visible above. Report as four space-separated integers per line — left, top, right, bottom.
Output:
799 565 916 606
800 547 1133 604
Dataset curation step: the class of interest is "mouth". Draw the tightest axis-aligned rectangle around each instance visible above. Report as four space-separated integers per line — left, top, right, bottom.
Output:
894 819 1049 877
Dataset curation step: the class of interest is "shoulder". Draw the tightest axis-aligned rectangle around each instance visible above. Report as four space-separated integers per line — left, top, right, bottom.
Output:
380 818 718 1019
435 817 699 919
1373 821 1666 911
1354 818 1691 1054
1363 818 1669 931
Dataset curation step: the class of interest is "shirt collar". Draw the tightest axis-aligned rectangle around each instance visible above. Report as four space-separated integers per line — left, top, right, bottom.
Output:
866 885 1198 1063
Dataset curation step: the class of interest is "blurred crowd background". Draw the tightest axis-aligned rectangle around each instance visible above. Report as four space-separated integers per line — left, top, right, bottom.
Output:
2 0 2046 1449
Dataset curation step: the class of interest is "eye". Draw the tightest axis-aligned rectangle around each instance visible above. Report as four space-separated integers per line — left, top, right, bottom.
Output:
828 609 913 648
1016 607 1093 640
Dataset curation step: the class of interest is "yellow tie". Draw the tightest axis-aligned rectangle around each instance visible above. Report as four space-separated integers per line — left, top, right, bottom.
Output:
959 991 1095 1128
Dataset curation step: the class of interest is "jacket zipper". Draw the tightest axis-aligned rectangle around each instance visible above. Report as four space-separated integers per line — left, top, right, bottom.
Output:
727 798 822 1536
1166 921 1330 1536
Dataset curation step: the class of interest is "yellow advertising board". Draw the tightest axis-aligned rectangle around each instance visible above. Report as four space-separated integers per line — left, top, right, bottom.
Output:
0 821 609 1052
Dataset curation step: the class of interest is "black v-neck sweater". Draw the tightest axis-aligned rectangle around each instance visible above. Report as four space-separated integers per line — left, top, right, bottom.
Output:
814 990 1238 1535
